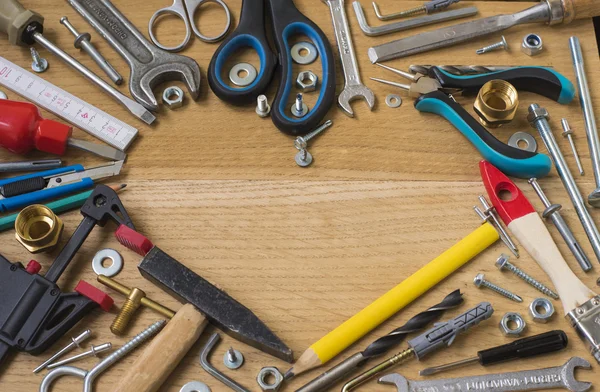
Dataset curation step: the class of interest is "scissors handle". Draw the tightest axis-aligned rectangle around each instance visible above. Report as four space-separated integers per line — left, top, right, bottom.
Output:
148 0 192 52
207 0 277 105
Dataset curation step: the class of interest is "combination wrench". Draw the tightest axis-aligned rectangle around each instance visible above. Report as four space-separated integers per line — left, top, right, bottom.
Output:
66 0 202 112
323 0 375 117
379 357 592 392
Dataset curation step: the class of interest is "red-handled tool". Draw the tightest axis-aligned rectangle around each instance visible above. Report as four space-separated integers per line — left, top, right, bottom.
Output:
480 161 600 363
0 99 125 160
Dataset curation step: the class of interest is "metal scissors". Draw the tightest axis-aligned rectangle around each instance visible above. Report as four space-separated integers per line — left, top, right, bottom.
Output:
207 0 336 136
149 0 232 52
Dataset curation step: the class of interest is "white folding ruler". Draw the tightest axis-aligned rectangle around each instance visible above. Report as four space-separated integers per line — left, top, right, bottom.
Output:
0 56 137 151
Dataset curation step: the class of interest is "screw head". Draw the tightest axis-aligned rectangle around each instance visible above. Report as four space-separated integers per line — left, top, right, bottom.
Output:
31 58 48 73
473 273 485 287
500 35 508 49
223 348 244 369
291 102 309 118
295 150 313 167
495 254 510 270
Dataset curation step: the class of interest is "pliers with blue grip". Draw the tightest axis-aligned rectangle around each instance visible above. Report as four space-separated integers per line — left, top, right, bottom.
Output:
371 65 577 178
207 0 336 136
0 161 123 213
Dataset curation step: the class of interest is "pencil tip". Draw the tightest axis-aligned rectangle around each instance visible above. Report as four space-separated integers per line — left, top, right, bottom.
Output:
283 368 294 380
120 184 127 189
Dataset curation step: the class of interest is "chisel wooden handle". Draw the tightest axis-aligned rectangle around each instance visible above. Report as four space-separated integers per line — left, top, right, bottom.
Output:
562 0 600 23
114 304 208 392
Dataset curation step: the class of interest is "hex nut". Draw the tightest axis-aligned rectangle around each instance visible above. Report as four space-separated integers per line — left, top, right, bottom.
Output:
521 34 543 56
473 80 519 128
162 86 184 109
257 366 283 391
500 312 526 337
15 205 64 253
296 71 318 93
529 298 555 323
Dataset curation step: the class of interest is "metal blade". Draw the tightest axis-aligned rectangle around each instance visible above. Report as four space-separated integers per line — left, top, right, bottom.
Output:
46 161 124 188
138 247 294 362
369 2 551 62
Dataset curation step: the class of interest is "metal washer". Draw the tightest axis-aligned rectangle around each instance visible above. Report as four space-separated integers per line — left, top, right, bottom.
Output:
386 94 402 108
291 42 318 65
229 63 258 87
508 131 538 152
92 249 124 277
180 381 211 392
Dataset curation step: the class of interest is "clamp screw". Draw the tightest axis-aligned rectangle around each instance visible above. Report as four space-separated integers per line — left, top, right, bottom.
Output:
223 347 244 369
30 47 48 73
476 36 508 55
473 273 523 302
561 119 585 176
291 93 309 118
256 95 271 118
495 254 559 299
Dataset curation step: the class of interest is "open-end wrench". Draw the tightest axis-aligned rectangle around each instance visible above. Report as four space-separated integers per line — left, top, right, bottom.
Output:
379 357 592 392
323 0 375 117
66 0 201 112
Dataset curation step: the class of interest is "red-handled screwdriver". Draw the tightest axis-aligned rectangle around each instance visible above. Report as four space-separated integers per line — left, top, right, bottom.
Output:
419 330 569 376
0 99 125 160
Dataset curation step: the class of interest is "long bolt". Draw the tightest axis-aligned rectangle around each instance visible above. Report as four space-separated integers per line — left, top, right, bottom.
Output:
569 37 600 205
495 254 559 299
60 17 123 85
33 330 92 373
476 36 508 55
478 196 519 257
47 343 112 369
561 119 585 176
30 47 48 73
529 103 600 263
529 178 593 272
473 273 522 302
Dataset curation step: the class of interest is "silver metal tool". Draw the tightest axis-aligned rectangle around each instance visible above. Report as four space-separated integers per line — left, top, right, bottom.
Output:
68 0 202 112
478 195 519 257
566 296 600 363
30 47 48 73
368 1 576 62
223 347 244 370
476 35 508 54
473 206 518 258
474 273 522 302
39 321 165 392
294 120 333 167
0 159 62 173
149 0 232 52
47 343 112 369
30 32 154 124
256 95 271 118
353 2 478 37
562 119 584 176
67 139 127 161
33 330 92 373
529 178 593 272
409 65 515 75
529 104 600 263
200 333 251 392
372 0 460 21
570 37 600 206
0 56 138 151
324 0 375 117
291 94 309 118
60 16 122 85
380 357 592 392
495 253 559 299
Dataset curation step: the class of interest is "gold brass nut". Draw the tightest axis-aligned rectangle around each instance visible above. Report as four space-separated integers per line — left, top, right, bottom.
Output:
15 205 64 253
521 34 543 56
473 79 519 128
111 287 146 335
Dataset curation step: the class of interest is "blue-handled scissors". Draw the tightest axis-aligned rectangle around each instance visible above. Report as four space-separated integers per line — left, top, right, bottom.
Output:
0 161 123 213
207 0 336 136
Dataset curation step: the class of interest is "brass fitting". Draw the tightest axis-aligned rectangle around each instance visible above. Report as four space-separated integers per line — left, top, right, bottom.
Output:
15 205 64 253
98 275 175 335
473 80 519 128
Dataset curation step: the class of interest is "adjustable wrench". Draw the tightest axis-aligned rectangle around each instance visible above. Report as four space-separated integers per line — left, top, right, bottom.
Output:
323 0 375 117
66 0 201 112
380 357 592 392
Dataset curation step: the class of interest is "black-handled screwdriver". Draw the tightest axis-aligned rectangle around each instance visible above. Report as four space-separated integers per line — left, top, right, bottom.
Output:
419 330 568 376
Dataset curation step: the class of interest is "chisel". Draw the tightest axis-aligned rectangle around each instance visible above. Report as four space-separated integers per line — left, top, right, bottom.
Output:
369 0 600 62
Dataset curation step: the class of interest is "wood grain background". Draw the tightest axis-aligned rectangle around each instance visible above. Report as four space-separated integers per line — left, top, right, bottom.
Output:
0 0 599 391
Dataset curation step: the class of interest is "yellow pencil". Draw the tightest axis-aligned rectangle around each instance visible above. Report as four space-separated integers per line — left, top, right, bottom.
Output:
284 222 499 379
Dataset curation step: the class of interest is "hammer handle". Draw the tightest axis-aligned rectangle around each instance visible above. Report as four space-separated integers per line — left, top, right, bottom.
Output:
113 304 208 392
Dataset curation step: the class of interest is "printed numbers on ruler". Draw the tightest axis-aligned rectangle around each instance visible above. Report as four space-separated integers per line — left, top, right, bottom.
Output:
0 57 137 151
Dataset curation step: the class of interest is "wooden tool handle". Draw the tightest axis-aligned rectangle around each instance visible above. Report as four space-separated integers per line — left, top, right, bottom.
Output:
114 304 208 392
508 214 596 314
562 0 600 23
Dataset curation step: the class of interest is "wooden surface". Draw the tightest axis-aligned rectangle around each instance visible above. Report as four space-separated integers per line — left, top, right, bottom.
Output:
0 0 599 391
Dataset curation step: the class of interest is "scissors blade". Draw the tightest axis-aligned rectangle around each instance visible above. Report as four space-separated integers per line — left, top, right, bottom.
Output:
46 161 124 188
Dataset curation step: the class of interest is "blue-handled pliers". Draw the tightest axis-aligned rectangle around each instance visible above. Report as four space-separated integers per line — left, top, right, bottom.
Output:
370 64 577 179
0 161 123 213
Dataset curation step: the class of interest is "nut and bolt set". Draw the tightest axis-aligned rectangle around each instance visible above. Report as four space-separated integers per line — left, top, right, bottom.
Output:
2 0 600 391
